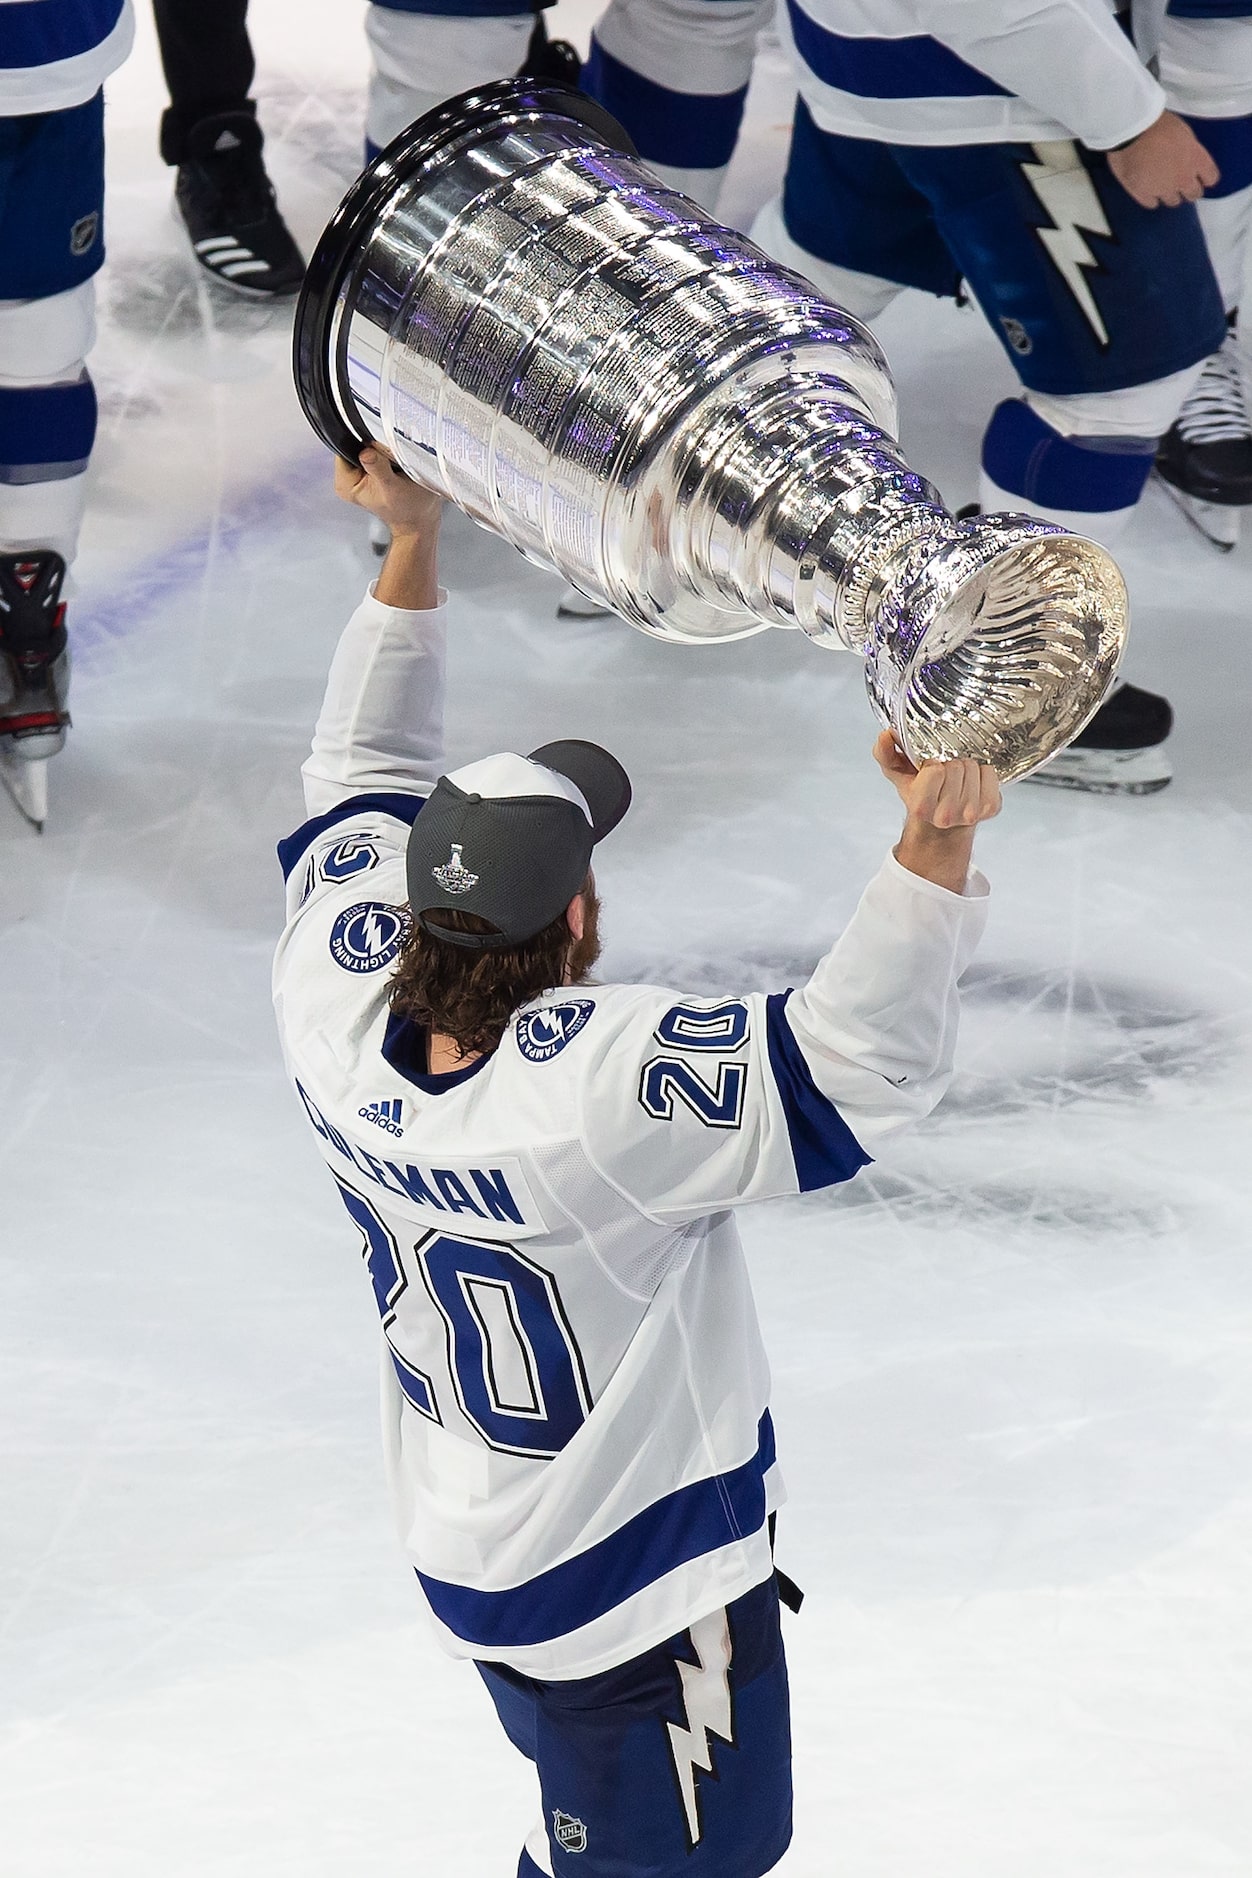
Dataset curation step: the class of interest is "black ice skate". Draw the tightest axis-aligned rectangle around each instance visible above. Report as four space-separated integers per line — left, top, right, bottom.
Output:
0 550 71 830
175 112 305 299
1155 327 1252 551
1025 681 1173 796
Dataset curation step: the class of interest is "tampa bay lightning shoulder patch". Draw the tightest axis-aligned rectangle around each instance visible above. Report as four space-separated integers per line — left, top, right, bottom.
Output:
329 902 408 974
516 1000 595 1062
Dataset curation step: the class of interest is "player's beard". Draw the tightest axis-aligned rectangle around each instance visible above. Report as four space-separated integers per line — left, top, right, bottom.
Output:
567 881 602 983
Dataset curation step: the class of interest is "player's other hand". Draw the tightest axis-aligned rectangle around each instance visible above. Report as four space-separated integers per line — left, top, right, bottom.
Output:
873 731 1002 827
1108 110 1219 209
334 446 443 540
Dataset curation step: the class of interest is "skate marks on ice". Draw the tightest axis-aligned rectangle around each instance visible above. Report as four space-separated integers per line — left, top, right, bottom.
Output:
771 1328 1252 1599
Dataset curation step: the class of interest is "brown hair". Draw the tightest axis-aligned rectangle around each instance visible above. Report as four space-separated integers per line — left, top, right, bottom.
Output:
388 881 601 1061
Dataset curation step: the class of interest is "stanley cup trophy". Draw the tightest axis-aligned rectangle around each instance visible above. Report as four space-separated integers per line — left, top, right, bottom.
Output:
294 80 1128 780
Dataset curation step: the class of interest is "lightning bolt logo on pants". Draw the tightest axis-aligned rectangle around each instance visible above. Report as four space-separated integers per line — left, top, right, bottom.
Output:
1020 141 1112 347
666 1607 734 1847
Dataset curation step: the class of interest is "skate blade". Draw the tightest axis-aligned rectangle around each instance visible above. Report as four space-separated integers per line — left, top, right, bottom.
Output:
1024 747 1172 797
0 751 48 830
1154 472 1241 551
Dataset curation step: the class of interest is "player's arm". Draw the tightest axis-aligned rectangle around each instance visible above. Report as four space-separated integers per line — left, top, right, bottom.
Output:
300 450 447 819
580 745 997 1226
779 738 997 1156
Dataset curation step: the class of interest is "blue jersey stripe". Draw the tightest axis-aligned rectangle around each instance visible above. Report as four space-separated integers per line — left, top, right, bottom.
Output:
785 0 1009 101
583 39 749 169
416 1413 776 1649
764 992 871 1192
0 0 124 70
1188 114 1252 197
277 790 425 881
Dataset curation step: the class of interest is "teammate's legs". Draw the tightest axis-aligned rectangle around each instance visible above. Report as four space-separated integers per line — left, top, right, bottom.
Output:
478 1577 792 1878
905 134 1225 792
153 0 303 296
749 99 957 322
152 0 255 162
583 0 772 211
0 95 105 815
365 1 535 160
1155 11 1252 530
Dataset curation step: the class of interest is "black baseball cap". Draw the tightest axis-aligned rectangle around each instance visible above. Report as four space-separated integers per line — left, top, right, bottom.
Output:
406 741 632 948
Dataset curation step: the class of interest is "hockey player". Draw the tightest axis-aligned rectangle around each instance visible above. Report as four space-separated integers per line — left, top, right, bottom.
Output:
0 0 134 827
737 0 1229 793
274 447 1001 1876
1154 2 1252 546
152 0 305 298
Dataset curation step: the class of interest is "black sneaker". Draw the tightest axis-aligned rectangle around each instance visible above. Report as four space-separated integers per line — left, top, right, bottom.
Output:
175 112 305 298
1027 682 1173 795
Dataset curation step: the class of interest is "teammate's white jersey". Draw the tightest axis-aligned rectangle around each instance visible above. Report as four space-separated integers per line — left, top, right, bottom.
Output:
779 0 1164 150
274 585 989 1679
0 0 134 117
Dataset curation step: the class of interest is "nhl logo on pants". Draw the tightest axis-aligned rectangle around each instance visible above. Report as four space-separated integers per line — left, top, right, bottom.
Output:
552 1810 587 1853
70 212 99 257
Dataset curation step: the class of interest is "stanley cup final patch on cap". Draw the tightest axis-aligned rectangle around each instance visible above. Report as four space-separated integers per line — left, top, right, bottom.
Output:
432 844 479 895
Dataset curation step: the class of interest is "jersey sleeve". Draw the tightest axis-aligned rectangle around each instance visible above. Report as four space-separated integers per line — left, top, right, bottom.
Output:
579 851 989 1225
276 583 447 923
913 0 1165 149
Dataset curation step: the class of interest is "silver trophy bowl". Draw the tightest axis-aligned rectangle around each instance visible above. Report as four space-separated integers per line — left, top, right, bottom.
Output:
294 80 1128 780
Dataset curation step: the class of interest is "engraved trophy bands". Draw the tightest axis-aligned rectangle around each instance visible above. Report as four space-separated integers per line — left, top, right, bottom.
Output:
294 79 1128 780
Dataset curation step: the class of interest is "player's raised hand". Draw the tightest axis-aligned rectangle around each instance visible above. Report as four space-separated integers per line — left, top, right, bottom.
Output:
874 731 1001 893
1108 110 1219 209
873 731 1002 827
336 447 443 609
334 445 443 540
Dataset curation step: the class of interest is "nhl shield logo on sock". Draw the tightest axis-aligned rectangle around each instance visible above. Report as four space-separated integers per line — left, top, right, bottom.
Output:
432 843 478 894
552 1811 587 1853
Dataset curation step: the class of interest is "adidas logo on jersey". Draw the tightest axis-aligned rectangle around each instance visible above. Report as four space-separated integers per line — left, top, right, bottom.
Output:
213 128 243 153
359 1097 404 1136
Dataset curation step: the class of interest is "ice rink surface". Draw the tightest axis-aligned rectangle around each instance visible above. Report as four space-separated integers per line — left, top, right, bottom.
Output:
3 6 1252 1873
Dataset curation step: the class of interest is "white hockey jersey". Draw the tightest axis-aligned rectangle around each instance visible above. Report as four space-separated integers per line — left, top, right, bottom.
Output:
0 0 134 117
779 0 1164 150
273 585 989 1678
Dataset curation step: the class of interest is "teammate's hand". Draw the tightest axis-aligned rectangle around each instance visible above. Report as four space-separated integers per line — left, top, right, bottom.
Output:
874 731 1002 828
1107 111 1219 209
334 446 443 540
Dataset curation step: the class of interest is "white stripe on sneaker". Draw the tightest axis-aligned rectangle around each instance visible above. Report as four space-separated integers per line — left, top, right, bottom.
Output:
220 260 269 277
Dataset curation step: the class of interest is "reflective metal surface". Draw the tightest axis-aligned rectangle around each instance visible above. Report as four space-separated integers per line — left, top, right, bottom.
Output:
295 80 1128 780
